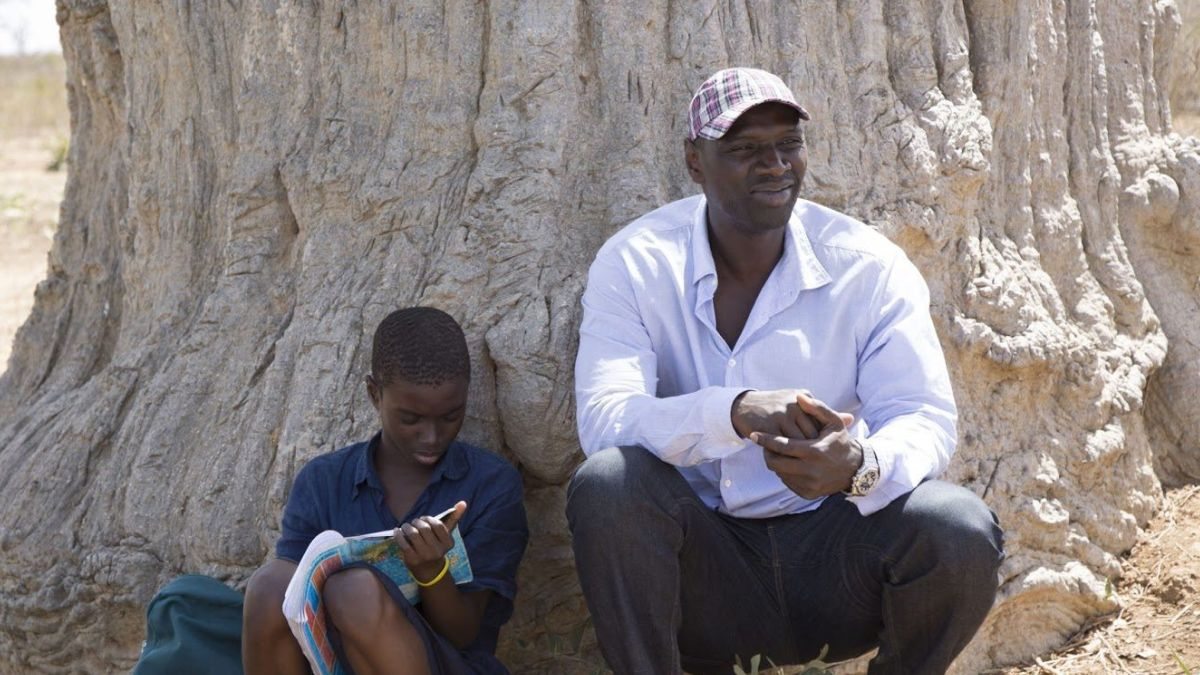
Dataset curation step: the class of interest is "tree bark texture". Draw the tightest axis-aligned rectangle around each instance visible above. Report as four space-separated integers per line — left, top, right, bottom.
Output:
1 1 1197 672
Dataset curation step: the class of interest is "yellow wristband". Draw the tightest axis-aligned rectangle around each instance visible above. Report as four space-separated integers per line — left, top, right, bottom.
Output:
414 557 450 588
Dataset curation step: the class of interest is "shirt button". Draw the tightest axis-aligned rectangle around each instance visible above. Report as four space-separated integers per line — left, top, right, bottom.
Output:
723 479 732 487
727 358 736 367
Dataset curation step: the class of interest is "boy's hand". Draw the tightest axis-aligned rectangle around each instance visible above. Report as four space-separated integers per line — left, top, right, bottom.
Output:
394 500 468 582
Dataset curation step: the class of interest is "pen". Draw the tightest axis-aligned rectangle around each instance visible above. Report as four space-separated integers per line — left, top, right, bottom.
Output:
350 506 461 540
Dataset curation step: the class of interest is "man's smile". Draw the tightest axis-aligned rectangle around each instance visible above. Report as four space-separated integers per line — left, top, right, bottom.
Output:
750 181 796 207
751 181 794 193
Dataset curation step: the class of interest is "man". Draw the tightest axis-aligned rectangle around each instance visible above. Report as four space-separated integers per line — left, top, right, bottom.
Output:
568 68 1004 674
243 307 528 674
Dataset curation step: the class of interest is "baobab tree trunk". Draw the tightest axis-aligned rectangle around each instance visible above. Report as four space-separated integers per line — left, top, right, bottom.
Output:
1 1 1197 672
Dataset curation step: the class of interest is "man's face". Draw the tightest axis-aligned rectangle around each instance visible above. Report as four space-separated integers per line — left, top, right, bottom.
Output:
367 375 468 468
685 102 807 235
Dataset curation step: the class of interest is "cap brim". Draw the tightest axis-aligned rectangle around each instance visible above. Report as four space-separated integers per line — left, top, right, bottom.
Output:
695 97 811 140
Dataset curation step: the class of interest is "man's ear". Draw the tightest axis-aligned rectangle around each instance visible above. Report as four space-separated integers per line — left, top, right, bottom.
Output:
684 139 705 185
365 374 381 410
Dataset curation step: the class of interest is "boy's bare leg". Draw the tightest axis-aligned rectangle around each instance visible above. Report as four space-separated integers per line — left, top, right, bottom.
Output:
243 559 309 675
323 567 432 675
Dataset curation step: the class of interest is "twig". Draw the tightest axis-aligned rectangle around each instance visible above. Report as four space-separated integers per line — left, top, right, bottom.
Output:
1169 602 1196 624
1034 656 1064 674
1172 485 1200 508
1152 622 1200 643
1098 634 1131 674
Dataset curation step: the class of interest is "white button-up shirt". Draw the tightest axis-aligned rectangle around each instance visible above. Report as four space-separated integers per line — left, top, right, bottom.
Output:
575 195 957 517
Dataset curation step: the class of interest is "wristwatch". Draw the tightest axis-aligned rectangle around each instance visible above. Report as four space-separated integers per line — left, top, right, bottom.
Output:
844 439 880 497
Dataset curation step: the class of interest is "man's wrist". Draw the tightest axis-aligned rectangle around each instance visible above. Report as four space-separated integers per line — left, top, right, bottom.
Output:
730 389 754 438
844 439 880 497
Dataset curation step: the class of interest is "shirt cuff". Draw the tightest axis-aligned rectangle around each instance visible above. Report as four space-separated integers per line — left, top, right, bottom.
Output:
703 387 753 451
844 438 896 516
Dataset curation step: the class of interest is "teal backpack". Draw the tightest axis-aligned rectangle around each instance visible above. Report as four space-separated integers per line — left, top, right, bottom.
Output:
133 575 244 674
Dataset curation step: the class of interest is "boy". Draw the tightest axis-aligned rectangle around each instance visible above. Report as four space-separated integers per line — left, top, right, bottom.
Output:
243 307 529 674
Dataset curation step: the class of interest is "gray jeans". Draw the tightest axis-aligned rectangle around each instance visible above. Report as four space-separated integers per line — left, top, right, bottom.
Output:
566 446 1004 675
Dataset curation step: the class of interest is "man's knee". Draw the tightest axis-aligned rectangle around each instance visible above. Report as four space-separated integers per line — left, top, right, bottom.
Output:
243 559 295 636
566 446 663 523
902 481 1004 572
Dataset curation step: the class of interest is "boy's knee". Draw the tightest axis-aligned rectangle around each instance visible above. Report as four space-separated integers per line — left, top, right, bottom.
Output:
323 567 391 634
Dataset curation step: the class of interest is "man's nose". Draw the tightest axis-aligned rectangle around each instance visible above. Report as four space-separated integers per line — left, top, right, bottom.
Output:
756 145 789 174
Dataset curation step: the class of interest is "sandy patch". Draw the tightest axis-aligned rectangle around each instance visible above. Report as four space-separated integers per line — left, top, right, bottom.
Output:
0 134 63 371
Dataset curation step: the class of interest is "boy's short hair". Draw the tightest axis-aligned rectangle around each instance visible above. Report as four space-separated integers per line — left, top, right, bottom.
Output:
371 307 470 386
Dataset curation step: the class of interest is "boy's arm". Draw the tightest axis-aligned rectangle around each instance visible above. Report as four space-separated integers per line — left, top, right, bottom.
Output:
401 482 529 648
276 462 325 562
394 502 489 648
413 580 492 648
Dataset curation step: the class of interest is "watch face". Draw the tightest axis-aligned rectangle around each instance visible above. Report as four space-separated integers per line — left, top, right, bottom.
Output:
854 468 880 495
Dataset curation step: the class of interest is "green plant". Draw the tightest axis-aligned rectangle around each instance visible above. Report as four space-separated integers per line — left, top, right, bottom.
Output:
45 135 68 172
0 192 26 213
733 653 769 675
733 645 834 675
1174 650 1195 675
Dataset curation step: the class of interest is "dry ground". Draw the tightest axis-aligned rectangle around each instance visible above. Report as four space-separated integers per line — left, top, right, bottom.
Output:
0 53 67 371
0 134 63 369
996 486 1200 675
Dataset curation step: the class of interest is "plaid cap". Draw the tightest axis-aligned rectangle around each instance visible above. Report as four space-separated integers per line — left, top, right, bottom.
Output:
687 68 810 141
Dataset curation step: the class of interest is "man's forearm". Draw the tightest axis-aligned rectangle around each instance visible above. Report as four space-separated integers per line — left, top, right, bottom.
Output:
577 385 750 464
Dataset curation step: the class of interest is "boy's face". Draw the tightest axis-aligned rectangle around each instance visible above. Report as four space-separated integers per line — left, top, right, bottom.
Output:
367 375 469 468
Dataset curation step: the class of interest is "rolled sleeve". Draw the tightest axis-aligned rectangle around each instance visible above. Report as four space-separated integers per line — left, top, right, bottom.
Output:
576 247 752 466
456 465 529 631
703 387 751 448
275 463 324 562
849 253 957 516
458 497 528 603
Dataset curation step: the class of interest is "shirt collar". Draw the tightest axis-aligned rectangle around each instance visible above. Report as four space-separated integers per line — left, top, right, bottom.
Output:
688 196 832 290
690 198 718 286
353 432 471 497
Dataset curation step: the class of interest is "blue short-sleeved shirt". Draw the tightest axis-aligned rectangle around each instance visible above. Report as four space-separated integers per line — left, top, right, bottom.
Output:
276 433 529 671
